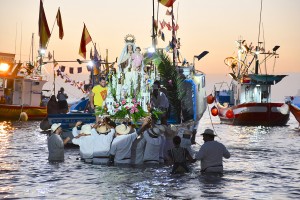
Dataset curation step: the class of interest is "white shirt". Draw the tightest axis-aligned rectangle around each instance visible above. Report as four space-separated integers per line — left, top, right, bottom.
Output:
143 130 163 163
151 91 169 109
71 127 96 159
195 141 230 172
177 127 194 156
92 128 115 157
131 135 146 165
110 131 138 164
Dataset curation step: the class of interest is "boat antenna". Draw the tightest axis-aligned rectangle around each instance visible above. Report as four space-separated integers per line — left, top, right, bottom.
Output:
29 33 34 63
20 22 22 63
255 0 263 74
257 0 263 46
14 23 17 58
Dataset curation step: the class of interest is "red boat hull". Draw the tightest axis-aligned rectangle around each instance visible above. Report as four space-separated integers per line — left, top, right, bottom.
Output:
217 103 290 126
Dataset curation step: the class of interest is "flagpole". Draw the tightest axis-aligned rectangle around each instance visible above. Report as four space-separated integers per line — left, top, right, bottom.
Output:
46 10 57 49
53 50 56 95
171 5 176 66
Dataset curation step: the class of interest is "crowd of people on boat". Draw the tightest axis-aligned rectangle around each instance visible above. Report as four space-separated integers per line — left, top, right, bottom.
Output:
47 115 231 174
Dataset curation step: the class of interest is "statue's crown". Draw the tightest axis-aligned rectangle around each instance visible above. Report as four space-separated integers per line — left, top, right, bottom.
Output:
124 34 136 43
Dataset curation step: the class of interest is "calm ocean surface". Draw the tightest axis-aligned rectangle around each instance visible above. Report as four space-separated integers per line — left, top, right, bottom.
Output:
0 111 299 200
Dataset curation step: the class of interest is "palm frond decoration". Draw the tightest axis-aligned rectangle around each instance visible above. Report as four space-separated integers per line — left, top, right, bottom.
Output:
149 51 186 121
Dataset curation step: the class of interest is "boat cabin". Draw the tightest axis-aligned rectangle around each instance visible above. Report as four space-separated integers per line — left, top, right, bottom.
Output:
0 52 47 107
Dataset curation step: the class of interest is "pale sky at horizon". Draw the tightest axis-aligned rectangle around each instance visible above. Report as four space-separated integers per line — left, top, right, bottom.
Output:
0 0 299 75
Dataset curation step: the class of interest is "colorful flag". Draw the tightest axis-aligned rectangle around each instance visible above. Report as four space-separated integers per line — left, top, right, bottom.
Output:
79 24 92 59
38 0 51 48
173 24 179 31
161 32 165 41
166 9 172 15
60 65 66 72
159 0 176 7
69 67 74 74
166 22 172 31
56 8 64 39
159 20 166 29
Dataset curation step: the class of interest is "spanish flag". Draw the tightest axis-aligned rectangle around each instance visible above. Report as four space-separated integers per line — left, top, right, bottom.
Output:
38 0 51 48
159 0 176 7
56 8 64 40
79 24 92 59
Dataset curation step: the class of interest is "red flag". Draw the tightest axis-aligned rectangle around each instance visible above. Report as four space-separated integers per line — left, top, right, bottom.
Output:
159 20 166 29
166 22 172 31
159 0 176 7
38 0 51 48
56 8 64 39
79 24 92 59
173 24 179 31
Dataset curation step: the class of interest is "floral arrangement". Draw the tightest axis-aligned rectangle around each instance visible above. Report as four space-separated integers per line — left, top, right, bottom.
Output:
95 98 164 124
110 98 148 124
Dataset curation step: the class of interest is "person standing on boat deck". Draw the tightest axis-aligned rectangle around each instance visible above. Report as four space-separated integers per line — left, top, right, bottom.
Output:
57 87 68 114
168 135 196 174
47 95 59 114
48 123 70 162
151 84 169 125
89 77 108 122
143 127 164 165
92 123 115 165
195 129 230 173
71 123 94 163
108 117 151 166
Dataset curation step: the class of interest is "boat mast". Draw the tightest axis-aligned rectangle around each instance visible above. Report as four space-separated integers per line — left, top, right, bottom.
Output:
151 0 157 51
255 0 263 74
171 5 176 66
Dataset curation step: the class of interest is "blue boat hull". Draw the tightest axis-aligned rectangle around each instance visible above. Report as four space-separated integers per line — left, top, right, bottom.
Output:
47 113 95 129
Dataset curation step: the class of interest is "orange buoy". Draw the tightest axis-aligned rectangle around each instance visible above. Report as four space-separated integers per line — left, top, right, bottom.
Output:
226 109 234 119
207 94 215 104
211 106 219 116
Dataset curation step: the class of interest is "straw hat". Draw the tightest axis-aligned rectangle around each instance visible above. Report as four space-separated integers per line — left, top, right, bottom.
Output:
115 124 130 135
96 125 110 134
80 125 92 135
51 123 61 132
201 128 216 136
170 124 178 132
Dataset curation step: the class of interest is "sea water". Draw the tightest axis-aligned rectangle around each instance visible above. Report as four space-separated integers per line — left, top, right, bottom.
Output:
0 111 299 199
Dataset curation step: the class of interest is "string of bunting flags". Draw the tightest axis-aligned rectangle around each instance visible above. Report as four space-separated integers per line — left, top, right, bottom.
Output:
56 66 87 93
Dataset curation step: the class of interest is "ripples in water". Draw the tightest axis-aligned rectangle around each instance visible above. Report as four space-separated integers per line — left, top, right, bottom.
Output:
0 113 300 199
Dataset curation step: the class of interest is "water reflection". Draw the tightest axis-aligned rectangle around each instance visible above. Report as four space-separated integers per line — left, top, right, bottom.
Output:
0 114 299 199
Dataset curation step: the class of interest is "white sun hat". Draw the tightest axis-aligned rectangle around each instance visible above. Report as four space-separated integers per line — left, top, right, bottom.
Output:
51 123 61 133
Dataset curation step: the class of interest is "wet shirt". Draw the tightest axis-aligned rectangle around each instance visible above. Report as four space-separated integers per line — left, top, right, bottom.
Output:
110 131 138 164
72 128 94 159
195 141 230 172
143 130 163 163
92 129 115 157
48 134 64 161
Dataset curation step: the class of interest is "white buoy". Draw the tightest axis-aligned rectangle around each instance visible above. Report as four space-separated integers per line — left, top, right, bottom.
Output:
20 112 28 121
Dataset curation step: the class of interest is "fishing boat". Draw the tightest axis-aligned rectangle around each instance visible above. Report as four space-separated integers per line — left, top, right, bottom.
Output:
212 39 289 126
0 52 48 120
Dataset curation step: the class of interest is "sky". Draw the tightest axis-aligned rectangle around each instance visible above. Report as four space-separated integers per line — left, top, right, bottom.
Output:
0 0 299 100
